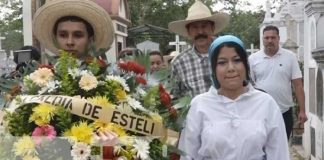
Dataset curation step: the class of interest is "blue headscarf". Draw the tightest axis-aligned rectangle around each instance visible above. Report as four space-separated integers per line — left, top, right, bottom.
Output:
208 35 250 89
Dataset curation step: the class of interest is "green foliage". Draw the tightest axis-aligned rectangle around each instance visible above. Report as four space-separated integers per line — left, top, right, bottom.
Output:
53 106 72 135
6 104 37 136
0 0 23 52
143 86 160 110
56 51 78 95
87 58 101 75
149 139 168 160
0 77 19 92
221 10 265 49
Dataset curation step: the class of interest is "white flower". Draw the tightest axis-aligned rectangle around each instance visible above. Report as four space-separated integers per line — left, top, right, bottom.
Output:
106 75 129 91
37 80 61 94
29 68 54 87
136 87 146 96
46 80 61 93
126 96 147 112
71 142 91 160
80 70 90 76
132 138 150 160
68 68 82 79
79 74 98 91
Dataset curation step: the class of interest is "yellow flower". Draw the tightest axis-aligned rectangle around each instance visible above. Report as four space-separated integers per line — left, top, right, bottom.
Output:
115 89 127 101
150 112 163 123
107 123 127 138
93 120 109 132
79 74 98 91
23 155 40 160
29 103 56 126
13 136 37 157
87 96 115 109
64 122 94 144
29 68 53 87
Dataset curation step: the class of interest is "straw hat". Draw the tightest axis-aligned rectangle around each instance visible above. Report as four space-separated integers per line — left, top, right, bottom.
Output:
33 0 114 54
168 0 229 37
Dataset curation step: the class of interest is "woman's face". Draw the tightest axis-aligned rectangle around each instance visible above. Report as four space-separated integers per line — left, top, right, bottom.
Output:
55 21 91 59
150 55 163 72
215 46 246 91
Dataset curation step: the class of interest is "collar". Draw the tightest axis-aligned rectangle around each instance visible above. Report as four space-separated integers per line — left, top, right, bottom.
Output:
261 47 282 58
189 46 209 59
209 84 255 103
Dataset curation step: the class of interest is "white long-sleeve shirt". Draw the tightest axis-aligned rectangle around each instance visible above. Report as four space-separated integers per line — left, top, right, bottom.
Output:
178 85 289 160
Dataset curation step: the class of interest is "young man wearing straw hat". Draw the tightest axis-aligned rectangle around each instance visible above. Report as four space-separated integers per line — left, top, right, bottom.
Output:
168 0 229 98
33 0 114 60
32 0 118 157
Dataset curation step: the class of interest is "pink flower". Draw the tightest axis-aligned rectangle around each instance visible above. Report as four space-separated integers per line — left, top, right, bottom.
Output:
32 125 57 145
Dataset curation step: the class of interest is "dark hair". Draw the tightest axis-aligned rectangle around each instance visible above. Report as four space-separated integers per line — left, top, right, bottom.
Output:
14 45 41 64
53 16 94 38
149 51 164 61
263 25 279 35
210 42 250 89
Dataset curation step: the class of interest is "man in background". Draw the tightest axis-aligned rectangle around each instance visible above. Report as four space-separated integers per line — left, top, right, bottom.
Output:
249 25 307 140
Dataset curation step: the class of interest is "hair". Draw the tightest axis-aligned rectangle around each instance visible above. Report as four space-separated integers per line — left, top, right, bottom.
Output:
210 42 250 89
14 45 41 64
53 16 94 38
263 25 279 35
149 51 164 61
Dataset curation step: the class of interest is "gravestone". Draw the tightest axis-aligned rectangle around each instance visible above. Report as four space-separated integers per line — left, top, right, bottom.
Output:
136 40 159 52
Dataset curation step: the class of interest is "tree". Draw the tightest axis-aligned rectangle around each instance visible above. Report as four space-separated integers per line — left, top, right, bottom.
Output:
127 0 218 53
0 0 23 53
221 10 265 49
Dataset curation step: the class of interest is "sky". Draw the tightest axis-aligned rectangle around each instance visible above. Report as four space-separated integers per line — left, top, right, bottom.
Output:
213 0 266 12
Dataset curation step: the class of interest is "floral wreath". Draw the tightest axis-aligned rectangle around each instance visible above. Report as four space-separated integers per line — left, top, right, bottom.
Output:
0 50 190 160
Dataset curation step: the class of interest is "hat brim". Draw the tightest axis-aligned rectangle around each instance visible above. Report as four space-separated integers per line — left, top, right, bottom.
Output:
168 13 230 38
33 0 114 54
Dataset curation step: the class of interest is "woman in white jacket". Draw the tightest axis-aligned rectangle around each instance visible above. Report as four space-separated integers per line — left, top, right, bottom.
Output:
178 35 290 160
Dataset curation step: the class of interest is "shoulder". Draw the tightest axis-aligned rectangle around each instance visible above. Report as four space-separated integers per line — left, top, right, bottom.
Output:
171 48 195 65
190 89 215 108
248 50 263 61
279 48 297 57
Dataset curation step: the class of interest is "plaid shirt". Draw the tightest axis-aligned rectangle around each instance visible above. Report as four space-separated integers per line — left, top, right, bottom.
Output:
171 47 212 98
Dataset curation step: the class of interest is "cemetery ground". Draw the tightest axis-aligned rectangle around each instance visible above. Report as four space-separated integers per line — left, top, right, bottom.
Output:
291 144 306 160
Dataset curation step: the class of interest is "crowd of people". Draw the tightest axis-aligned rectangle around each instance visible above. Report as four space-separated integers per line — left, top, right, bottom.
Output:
2 0 308 159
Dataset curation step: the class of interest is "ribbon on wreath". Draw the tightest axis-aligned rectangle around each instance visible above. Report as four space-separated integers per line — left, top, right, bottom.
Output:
3 95 179 146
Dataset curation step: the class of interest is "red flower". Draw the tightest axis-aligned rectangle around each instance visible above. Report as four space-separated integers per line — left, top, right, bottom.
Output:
38 64 53 70
97 59 107 68
118 61 146 75
168 107 177 119
118 62 128 71
135 75 147 85
159 84 171 107
127 61 146 75
85 57 107 68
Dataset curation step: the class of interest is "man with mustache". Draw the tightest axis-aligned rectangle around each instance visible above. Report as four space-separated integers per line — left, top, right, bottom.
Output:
168 1 229 98
249 25 307 140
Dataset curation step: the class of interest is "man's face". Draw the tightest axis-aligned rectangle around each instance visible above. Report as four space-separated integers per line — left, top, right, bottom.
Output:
55 21 91 59
187 20 215 48
263 30 280 55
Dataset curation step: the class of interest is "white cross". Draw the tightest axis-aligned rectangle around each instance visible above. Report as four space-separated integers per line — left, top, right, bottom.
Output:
169 35 187 53
246 44 259 54
0 36 5 50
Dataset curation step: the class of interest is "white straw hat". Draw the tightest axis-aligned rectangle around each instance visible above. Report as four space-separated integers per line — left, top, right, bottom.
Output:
33 0 114 53
168 0 229 37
